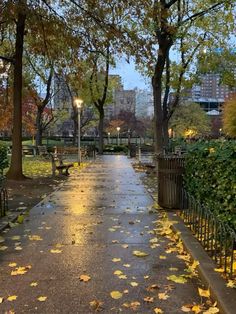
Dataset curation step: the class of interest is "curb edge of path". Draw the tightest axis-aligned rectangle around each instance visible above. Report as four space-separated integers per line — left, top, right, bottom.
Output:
167 211 236 314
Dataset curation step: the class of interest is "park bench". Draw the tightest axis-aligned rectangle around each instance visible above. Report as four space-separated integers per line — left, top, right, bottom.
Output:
22 145 37 156
50 153 74 176
37 145 50 158
55 146 89 159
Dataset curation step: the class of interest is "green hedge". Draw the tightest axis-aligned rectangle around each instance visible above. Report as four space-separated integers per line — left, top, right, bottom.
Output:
104 145 128 153
184 140 236 229
0 143 8 176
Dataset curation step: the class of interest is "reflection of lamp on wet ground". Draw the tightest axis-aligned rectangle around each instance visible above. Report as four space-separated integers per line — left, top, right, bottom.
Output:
74 98 83 165
117 127 120 145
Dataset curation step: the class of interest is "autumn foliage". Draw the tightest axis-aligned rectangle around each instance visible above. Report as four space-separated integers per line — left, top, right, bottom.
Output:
223 96 236 137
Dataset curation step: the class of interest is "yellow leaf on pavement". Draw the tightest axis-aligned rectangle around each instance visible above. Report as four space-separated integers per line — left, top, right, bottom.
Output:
154 308 163 313
181 305 191 312
112 258 121 262
50 249 62 254
28 235 42 241
198 287 210 298
30 282 38 287
114 270 123 276
144 296 154 303
214 268 224 273
8 263 17 268
203 307 219 314
37 296 47 302
158 292 169 300
133 250 149 257
130 282 138 287
192 305 202 313
7 296 17 301
159 255 167 259
89 300 103 311
79 274 91 282
110 291 123 299
167 275 187 284
0 297 4 303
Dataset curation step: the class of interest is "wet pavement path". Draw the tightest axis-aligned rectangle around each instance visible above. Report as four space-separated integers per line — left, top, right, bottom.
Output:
0 156 206 313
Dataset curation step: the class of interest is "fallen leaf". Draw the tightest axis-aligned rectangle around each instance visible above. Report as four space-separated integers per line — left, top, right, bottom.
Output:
214 268 224 273
8 263 17 268
118 275 127 279
181 305 192 312
0 297 4 303
123 264 131 268
114 270 123 276
0 246 8 251
169 267 178 271
79 274 91 282
112 258 121 262
123 301 140 310
130 282 138 287
121 244 129 248
167 275 187 284
89 299 103 311
50 249 62 254
154 308 163 313
192 305 202 313
11 266 31 276
110 291 123 299
226 280 236 288
147 284 159 292
11 236 21 241
203 307 219 314
144 296 154 303
159 255 167 259
30 282 38 287
28 235 42 241
37 296 47 302
158 292 169 300
14 246 22 251
198 287 210 298
144 275 150 279
7 296 17 301
133 250 149 257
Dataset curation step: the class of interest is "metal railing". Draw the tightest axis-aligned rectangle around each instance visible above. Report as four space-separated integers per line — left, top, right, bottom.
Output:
0 177 8 217
181 190 236 279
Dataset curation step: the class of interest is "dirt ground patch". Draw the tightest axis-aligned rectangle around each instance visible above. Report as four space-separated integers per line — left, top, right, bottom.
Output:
5 176 66 213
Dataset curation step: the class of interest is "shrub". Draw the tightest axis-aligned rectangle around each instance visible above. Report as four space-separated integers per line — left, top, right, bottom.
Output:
104 145 128 153
0 143 8 175
184 140 236 229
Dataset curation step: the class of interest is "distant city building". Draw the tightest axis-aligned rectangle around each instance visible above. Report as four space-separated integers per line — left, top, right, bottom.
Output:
183 72 236 115
53 76 73 115
135 88 154 118
105 75 136 119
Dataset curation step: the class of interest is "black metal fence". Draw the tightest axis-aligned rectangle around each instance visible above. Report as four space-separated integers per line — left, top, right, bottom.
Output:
0 179 8 217
181 190 236 278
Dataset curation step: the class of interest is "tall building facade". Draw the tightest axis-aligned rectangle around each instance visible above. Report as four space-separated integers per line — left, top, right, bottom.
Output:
135 88 154 118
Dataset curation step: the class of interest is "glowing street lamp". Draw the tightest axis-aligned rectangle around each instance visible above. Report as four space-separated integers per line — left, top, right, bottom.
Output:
108 132 111 144
74 98 83 165
117 127 120 145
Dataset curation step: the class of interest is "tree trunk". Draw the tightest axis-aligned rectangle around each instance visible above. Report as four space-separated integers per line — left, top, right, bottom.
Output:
152 39 172 156
35 108 43 146
6 8 26 180
98 108 104 154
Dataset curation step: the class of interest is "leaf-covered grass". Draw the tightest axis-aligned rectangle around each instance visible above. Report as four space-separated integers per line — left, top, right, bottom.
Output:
184 140 236 229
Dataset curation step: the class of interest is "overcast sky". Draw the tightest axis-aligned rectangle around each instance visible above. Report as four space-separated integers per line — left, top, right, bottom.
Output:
110 58 151 90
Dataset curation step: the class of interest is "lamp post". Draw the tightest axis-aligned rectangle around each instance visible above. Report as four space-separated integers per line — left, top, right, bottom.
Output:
117 127 120 145
108 132 111 144
74 98 83 165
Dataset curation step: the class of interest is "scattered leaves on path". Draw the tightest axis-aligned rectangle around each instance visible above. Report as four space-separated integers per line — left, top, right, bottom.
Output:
11 265 31 276
130 282 138 287
123 301 140 310
158 292 169 300
8 263 17 268
203 307 219 314
154 308 163 313
0 297 4 303
112 258 121 262
110 291 123 299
